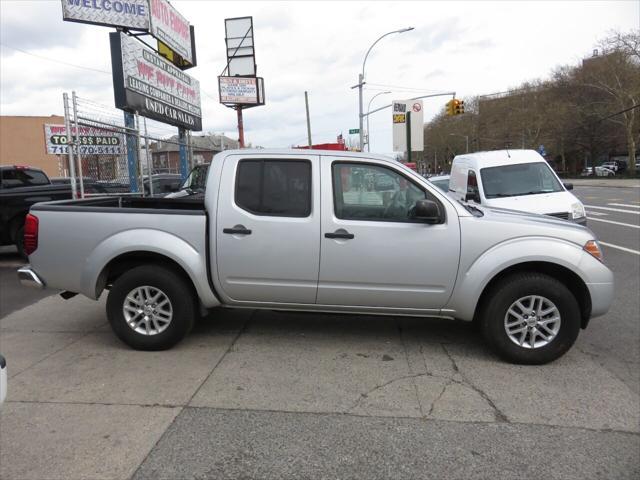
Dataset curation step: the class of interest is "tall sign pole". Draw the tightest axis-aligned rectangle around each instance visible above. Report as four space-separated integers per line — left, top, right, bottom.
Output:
124 111 138 193
219 17 265 147
178 128 188 179
236 108 245 148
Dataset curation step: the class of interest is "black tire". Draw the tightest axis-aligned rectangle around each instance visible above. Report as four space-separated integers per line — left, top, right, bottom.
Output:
106 265 195 351
480 272 581 365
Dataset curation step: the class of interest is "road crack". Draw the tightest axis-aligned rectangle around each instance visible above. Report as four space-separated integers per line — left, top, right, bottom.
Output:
441 344 510 422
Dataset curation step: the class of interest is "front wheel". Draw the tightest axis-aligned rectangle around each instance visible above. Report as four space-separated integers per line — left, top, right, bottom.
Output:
480 273 581 364
106 265 195 350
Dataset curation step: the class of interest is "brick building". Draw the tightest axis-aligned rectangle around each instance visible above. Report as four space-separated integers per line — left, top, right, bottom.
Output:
151 134 239 173
0 115 66 177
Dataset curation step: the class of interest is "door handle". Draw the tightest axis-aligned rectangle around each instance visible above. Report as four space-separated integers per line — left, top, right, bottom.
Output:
223 227 252 235
325 231 354 240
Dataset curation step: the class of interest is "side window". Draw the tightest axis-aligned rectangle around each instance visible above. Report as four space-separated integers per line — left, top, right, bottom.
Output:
0 169 48 188
235 159 311 217
332 163 428 222
466 170 480 202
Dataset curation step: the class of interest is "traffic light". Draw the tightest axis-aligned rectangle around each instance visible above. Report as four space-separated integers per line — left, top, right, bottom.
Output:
445 100 455 116
445 99 465 116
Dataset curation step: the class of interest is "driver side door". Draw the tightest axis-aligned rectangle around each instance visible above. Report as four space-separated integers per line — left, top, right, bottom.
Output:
317 159 461 311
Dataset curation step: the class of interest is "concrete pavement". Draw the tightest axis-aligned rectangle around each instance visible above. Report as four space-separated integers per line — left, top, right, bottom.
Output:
1 295 638 479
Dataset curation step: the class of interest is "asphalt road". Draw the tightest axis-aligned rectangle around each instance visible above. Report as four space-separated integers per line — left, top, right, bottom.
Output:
572 185 640 395
0 246 54 319
1 186 638 480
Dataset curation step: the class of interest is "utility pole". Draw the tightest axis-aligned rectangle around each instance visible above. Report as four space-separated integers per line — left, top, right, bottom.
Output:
304 91 312 148
405 111 412 163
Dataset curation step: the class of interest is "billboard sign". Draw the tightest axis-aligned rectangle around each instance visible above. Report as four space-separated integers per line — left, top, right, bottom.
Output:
110 32 202 130
149 0 194 65
224 16 256 77
218 76 264 105
392 100 424 152
61 0 150 30
44 124 126 155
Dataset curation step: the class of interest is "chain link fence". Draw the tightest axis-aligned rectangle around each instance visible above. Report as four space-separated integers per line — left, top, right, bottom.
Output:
62 92 192 198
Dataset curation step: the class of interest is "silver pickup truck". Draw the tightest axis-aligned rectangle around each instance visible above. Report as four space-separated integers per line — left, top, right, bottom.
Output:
18 150 614 364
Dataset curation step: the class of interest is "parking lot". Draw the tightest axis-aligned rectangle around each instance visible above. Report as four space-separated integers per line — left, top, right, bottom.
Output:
0 181 638 480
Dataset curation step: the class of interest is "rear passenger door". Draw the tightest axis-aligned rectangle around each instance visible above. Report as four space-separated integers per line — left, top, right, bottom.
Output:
216 154 321 304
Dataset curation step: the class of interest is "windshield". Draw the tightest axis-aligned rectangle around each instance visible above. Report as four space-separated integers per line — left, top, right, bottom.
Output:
181 164 209 191
480 162 563 199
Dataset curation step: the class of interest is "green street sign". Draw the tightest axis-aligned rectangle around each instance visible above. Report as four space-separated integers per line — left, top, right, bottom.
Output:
349 128 359 134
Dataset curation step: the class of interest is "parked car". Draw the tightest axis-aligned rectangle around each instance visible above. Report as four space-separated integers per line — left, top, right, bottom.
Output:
427 174 450 193
449 150 587 225
0 166 73 254
143 174 183 196
18 149 613 365
581 166 615 177
50 177 130 194
601 160 627 174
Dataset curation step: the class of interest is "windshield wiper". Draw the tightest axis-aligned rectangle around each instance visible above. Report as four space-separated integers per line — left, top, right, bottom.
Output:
457 200 484 217
511 190 555 196
486 193 515 198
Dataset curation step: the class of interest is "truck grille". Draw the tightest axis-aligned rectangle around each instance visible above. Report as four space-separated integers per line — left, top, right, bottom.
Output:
546 212 570 220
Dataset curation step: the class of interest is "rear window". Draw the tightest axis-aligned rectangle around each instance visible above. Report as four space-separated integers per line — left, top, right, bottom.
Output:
0 168 49 188
235 159 311 217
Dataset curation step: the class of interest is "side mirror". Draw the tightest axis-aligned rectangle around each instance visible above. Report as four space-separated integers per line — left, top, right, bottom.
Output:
563 182 574 191
412 199 442 224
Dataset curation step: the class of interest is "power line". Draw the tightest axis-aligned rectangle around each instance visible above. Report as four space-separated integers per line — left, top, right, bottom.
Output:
0 43 111 75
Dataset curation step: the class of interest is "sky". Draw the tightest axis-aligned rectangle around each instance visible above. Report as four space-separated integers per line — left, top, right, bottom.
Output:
1 0 639 154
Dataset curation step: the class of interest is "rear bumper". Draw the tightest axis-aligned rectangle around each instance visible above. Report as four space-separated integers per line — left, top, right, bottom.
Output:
17 266 45 289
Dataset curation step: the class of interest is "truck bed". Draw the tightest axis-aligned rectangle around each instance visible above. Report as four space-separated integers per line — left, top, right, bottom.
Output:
31 196 204 214
28 195 209 300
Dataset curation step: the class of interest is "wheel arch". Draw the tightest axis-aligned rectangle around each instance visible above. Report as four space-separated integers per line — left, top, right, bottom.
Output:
474 261 592 329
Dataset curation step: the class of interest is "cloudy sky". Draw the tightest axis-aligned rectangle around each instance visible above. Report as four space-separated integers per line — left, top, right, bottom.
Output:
1 0 639 153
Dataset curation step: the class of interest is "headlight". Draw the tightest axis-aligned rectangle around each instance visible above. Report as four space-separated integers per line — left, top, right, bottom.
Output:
571 202 586 219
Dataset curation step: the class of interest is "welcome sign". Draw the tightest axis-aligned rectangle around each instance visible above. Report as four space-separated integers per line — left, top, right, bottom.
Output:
61 0 150 30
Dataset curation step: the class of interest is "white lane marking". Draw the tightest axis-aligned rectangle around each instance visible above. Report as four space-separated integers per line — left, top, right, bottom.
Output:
588 218 640 229
608 203 640 209
585 211 608 216
599 242 640 256
584 205 640 215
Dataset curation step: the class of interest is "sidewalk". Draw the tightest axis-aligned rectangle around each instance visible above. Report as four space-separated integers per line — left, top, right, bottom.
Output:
567 178 640 188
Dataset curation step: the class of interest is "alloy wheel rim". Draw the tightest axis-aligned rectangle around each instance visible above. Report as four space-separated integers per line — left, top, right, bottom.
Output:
504 295 561 349
123 286 173 336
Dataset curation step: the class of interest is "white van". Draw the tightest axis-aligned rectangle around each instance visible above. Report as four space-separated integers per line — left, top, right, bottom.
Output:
449 150 586 225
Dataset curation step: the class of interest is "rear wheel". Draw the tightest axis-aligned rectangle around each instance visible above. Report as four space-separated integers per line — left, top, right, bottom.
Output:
480 273 581 364
106 265 195 350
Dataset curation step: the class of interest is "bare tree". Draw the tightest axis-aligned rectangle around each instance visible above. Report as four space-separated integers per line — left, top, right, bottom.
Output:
580 31 640 171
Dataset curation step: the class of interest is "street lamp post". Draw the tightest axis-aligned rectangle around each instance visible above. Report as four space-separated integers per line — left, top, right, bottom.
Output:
353 27 414 151
365 91 391 152
449 133 469 153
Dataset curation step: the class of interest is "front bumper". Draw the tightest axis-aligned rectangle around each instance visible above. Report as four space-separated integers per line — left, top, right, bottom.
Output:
17 266 45 289
575 217 587 226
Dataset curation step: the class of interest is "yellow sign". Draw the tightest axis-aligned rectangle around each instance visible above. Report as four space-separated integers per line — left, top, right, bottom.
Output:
393 113 406 124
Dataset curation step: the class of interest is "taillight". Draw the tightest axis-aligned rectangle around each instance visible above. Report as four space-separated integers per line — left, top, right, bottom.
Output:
24 214 38 256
